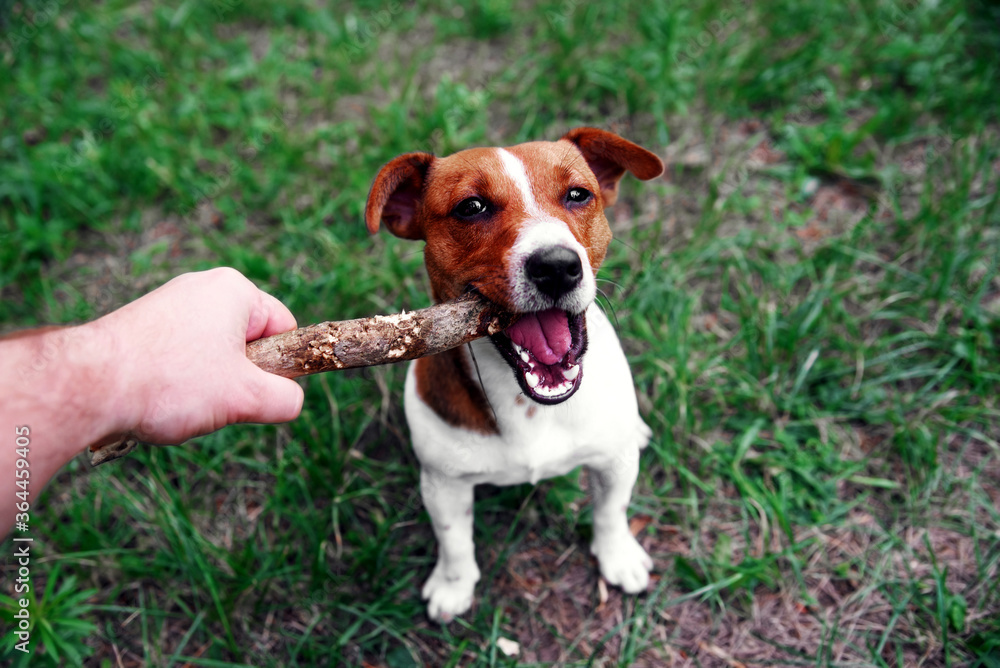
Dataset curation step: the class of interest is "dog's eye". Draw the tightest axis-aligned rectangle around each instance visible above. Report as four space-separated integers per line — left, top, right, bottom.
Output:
566 187 592 205
453 197 489 219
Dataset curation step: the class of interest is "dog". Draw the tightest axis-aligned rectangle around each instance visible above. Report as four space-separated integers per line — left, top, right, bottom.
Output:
365 127 664 622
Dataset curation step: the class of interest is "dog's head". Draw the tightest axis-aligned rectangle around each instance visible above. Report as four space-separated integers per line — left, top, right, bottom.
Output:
365 127 663 405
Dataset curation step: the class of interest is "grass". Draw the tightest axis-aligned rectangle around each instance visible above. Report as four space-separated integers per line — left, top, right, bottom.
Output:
1 0 998 665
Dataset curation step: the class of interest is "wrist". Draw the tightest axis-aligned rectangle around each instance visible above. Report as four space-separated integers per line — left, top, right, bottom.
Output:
51 320 132 449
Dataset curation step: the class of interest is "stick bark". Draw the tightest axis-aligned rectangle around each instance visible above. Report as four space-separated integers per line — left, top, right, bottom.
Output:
245 292 517 378
88 293 517 466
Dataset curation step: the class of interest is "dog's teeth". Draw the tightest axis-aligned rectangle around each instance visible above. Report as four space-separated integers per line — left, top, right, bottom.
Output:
520 350 530 363
563 364 580 380
530 380 574 398
525 372 539 388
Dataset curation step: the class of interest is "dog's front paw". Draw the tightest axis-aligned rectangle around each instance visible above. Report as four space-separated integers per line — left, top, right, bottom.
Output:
592 533 653 594
421 560 481 623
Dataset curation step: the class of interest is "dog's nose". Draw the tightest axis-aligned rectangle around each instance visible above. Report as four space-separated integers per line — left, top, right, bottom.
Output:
525 246 583 299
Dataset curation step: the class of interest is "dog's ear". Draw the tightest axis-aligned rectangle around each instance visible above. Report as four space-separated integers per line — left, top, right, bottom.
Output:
561 127 663 207
365 152 435 240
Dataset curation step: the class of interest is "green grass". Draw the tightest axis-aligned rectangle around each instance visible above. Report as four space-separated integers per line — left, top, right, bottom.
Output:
2 0 999 665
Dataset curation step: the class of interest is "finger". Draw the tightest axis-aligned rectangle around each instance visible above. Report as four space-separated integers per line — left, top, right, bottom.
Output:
246 289 298 342
234 364 305 424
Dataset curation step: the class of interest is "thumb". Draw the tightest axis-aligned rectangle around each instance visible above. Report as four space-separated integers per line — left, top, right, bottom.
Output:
234 363 305 425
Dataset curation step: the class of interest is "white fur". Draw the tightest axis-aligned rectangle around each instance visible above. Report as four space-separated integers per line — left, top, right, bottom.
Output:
505 222 596 315
497 148 542 216
407 304 652 622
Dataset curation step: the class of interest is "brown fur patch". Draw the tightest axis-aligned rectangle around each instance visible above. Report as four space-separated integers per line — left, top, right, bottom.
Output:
414 348 497 434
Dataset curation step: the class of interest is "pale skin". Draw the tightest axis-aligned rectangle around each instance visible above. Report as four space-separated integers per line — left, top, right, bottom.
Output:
1 268 304 537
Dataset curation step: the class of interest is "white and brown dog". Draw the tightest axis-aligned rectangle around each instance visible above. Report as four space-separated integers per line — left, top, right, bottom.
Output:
365 128 664 622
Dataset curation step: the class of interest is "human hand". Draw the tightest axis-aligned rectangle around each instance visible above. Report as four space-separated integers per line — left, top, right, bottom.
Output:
88 267 304 444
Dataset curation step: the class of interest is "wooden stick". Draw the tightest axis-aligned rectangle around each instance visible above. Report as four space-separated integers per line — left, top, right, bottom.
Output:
88 293 517 466
245 292 518 378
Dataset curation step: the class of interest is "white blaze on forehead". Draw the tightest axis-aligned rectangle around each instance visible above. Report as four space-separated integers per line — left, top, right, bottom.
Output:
496 148 542 216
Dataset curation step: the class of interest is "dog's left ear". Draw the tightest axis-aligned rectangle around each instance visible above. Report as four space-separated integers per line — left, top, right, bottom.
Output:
365 152 436 240
561 127 663 207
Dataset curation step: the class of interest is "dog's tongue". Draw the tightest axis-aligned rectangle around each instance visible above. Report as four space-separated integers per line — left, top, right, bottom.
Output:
506 308 571 365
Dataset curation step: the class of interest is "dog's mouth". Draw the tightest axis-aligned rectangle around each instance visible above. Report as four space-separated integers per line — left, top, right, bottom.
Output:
490 308 588 405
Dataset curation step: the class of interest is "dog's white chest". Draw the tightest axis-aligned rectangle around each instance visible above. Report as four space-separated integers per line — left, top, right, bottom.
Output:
487 409 609 485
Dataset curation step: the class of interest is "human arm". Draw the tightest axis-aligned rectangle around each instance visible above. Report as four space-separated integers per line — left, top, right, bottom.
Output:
1 268 304 537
